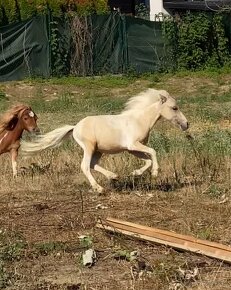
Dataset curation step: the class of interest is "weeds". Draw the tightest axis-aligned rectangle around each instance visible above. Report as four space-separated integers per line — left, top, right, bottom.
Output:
0 231 27 262
0 262 11 289
34 241 67 256
0 92 7 101
0 242 26 262
79 236 93 249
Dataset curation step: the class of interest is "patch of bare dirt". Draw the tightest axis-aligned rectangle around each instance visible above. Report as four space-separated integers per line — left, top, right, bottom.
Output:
1 178 231 290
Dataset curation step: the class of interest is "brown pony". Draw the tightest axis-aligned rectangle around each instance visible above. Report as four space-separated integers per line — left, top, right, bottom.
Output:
0 104 39 176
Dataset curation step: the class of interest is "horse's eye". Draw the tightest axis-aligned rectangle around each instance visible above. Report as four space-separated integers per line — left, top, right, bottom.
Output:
24 117 28 121
172 106 178 111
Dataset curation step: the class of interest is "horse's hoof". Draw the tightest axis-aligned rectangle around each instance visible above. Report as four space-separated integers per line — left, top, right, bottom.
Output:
151 170 158 177
109 174 119 180
131 170 142 176
94 186 105 194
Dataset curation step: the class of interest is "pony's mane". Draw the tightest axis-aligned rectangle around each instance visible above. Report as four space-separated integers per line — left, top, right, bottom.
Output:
0 104 30 134
121 88 169 114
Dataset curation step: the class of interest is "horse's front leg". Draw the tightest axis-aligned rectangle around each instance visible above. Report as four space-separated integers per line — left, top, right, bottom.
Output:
128 142 159 177
129 151 152 176
10 148 18 177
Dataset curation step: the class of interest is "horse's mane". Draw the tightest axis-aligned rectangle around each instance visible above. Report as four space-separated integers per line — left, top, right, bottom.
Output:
0 104 30 134
121 88 169 114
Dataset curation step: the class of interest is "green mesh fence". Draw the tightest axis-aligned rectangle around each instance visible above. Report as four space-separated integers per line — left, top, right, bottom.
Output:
126 16 170 73
0 13 170 81
92 14 128 74
91 14 169 74
0 15 50 81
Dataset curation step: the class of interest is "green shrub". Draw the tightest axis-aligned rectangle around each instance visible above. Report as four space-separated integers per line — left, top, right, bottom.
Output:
93 0 108 14
1 0 20 23
17 0 37 20
163 12 230 71
0 0 108 24
47 0 63 17
0 3 3 24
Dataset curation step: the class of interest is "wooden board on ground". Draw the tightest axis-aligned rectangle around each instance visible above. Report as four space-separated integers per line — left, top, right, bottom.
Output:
96 217 231 263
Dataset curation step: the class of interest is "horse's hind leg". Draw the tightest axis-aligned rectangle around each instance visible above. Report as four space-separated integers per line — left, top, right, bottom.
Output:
91 152 118 180
72 129 104 193
80 145 104 193
129 151 152 176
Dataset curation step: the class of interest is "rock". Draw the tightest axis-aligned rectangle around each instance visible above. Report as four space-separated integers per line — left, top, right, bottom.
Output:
82 249 96 267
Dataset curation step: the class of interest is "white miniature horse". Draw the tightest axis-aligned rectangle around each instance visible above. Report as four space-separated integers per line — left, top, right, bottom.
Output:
21 89 188 193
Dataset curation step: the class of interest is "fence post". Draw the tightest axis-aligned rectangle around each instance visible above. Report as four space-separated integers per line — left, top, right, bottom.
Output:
121 14 129 72
46 7 52 77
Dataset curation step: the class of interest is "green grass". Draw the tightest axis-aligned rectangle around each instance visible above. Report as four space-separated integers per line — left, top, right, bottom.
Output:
161 65 231 78
0 95 8 112
193 106 229 122
29 92 126 114
0 92 7 101
34 241 67 256
26 74 137 88
150 129 231 156
179 92 231 105
0 231 27 262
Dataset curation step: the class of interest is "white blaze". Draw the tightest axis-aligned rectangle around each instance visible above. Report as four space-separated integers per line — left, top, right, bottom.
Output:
29 111 35 117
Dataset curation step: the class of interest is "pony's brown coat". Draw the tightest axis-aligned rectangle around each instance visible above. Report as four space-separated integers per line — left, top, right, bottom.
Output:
0 104 39 176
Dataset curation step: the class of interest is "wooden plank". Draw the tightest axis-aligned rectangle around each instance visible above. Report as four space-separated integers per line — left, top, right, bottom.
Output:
96 218 231 263
107 218 231 251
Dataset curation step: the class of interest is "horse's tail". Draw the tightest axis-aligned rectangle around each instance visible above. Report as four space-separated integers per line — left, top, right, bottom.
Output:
21 125 75 154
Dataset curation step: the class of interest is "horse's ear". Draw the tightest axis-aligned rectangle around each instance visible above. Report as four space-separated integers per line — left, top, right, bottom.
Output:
6 115 18 130
160 94 167 104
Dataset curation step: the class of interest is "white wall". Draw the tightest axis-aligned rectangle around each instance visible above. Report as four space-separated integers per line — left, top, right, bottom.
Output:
149 0 169 21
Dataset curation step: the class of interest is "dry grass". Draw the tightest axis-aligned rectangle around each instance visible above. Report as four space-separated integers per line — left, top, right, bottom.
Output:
0 73 230 289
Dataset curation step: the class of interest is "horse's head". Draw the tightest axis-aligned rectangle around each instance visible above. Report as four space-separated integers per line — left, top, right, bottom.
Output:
158 91 189 131
19 107 40 133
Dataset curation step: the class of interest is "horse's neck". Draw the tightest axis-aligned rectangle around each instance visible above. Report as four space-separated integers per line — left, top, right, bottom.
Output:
7 122 24 142
0 123 23 154
137 103 160 130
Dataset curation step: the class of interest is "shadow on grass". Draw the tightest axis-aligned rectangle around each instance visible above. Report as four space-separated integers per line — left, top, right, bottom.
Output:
109 175 202 193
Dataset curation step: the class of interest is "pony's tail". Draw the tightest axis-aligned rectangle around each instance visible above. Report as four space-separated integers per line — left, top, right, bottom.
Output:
21 125 75 154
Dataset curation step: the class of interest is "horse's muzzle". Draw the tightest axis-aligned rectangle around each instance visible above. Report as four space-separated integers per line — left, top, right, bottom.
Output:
181 122 189 131
30 127 40 134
